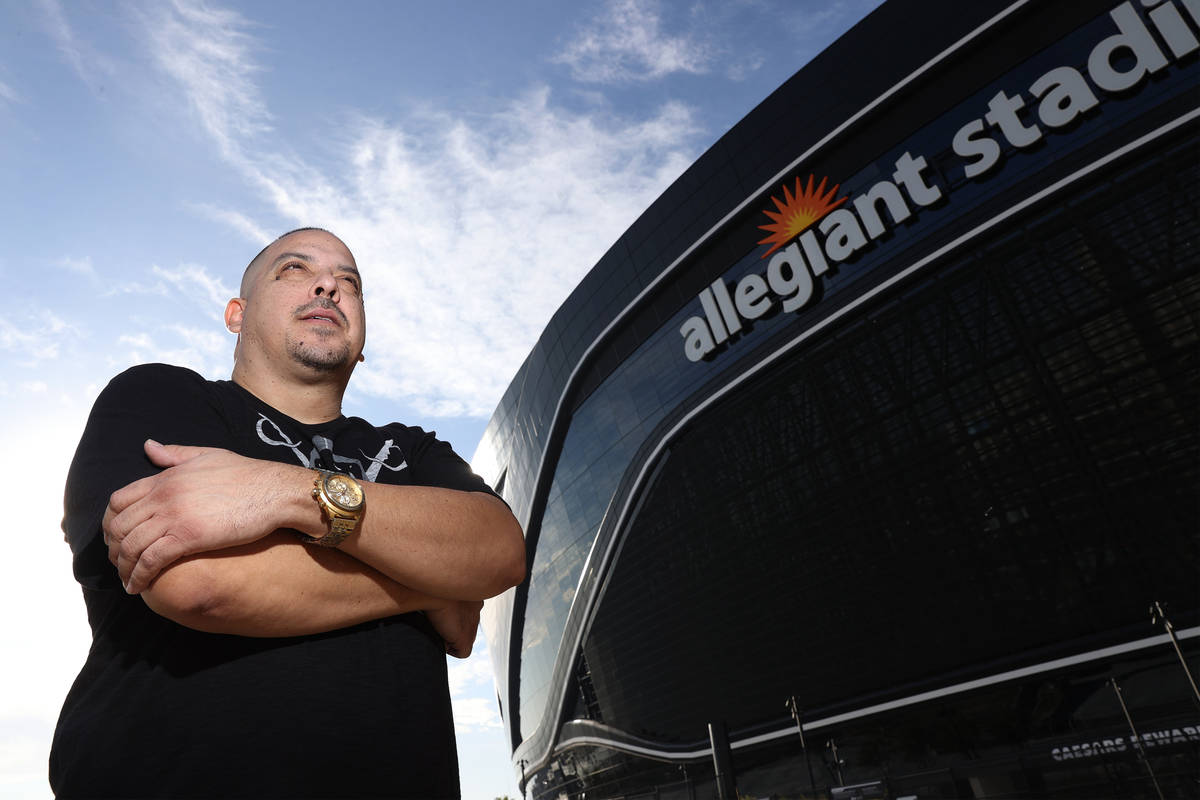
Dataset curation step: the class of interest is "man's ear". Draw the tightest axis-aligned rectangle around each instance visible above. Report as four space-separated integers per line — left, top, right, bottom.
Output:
225 298 245 333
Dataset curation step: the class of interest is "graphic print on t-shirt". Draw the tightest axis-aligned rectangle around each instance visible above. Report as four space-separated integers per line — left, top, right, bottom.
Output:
254 413 408 481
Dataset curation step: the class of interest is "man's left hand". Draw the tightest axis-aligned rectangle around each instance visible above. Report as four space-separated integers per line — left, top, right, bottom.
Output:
426 600 484 658
104 439 299 594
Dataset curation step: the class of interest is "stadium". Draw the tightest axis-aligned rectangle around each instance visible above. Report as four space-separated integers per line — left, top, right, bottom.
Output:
472 0 1200 796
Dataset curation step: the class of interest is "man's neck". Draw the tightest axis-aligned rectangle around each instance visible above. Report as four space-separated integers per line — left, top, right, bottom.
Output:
230 363 348 424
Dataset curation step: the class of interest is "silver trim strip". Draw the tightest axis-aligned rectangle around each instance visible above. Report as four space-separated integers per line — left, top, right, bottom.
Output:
513 0 1033 760
514 102 1200 774
554 627 1200 761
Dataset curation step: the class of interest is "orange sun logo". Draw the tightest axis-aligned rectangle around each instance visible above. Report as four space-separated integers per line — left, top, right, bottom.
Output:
757 174 847 258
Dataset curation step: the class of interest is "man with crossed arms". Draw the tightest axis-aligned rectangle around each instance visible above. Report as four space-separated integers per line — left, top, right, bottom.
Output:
51 228 525 799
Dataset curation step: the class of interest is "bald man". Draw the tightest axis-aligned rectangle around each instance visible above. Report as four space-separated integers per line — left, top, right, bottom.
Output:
51 228 524 799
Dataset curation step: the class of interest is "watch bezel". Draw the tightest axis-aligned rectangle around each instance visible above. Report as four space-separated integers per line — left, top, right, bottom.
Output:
322 471 365 514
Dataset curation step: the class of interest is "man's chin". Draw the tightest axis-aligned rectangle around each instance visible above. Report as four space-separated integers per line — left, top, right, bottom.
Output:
289 345 353 373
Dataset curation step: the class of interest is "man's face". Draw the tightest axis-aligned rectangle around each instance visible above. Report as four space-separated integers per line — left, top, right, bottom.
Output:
228 230 366 377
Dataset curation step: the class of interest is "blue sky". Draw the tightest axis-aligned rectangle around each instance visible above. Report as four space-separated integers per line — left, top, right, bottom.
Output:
0 1 881 796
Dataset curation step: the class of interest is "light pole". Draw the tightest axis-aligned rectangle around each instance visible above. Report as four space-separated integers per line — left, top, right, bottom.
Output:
786 695 818 799
1150 600 1200 709
825 737 845 787
1109 677 1165 800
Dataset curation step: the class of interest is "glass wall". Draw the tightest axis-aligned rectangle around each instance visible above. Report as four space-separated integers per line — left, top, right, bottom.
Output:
515 1 1200 744
582 135 1199 741
529 130 1200 798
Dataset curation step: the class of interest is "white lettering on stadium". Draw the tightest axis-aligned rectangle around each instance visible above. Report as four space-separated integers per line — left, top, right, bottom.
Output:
681 0 1200 362
1050 724 1200 761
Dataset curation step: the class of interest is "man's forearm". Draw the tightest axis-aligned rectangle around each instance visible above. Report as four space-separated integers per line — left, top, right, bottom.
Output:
109 443 526 600
141 531 444 637
230 461 525 601
339 483 526 601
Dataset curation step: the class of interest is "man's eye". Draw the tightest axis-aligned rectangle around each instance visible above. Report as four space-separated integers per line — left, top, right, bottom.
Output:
341 277 361 292
276 263 307 279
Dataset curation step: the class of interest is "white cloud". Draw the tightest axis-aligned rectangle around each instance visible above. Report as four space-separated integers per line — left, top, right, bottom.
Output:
448 634 504 733
35 0 114 90
190 203 272 247
114 323 231 380
95 261 237 381
452 696 503 732
554 0 714 83
150 263 237 316
726 51 765 81
447 639 497 697
142 1 704 418
0 78 19 105
55 255 97 279
103 281 171 299
140 0 270 159
0 311 79 367
782 0 882 48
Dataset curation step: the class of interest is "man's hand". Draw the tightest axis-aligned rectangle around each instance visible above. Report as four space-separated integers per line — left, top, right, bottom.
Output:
104 440 302 594
425 600 483 658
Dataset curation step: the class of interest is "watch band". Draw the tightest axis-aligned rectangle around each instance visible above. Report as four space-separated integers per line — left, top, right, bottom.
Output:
300 469 364 548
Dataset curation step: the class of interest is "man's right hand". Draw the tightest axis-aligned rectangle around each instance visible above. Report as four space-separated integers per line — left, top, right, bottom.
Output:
104 440 310 593
426 600 484 658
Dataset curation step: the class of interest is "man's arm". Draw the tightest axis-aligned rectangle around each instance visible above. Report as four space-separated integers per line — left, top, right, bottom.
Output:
107 440 526 602
120 531 483 654
136 531 438 636
67 365 490 652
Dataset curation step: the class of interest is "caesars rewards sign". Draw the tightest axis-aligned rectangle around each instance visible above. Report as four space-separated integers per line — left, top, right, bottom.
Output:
681 0 1199 362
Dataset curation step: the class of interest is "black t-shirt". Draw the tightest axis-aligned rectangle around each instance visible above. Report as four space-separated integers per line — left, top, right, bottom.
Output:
51 364 497 799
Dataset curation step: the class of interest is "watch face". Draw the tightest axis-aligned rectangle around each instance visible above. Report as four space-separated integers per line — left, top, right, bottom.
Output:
325 474 364 511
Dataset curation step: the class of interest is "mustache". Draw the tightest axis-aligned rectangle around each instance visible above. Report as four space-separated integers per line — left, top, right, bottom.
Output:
295 298 348 326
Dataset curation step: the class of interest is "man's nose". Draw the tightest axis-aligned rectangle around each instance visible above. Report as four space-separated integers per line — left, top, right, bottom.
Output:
311 270 339 300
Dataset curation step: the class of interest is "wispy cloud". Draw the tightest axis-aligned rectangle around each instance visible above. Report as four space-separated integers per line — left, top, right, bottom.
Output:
104 262 238 378
35 0 113 90
190 203 272 246
554 0 714 83
56 255 97 280
142 1 703 418
332 90 699 417
782 0 881 49
103 281 171 299
0 78 19 105
140 0 269 159
725 51 765 81
150 263 237 315
114 323 231 379
0 311 79 367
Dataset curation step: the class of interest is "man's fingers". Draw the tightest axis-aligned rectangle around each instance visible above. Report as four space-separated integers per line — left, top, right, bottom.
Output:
107 474 157 518
122 532 187 594
114 515 167 583
144 440 209 468
105 486 162 559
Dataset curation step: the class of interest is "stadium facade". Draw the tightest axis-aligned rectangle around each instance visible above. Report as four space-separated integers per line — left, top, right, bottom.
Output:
473 1 1200 797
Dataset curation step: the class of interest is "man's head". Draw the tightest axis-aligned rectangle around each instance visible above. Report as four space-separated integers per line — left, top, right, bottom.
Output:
225 228 366 383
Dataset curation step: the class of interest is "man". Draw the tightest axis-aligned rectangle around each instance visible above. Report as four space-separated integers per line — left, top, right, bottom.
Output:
50 228 525 798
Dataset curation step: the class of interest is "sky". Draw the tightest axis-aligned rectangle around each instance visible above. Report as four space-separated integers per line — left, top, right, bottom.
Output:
0 1 881 797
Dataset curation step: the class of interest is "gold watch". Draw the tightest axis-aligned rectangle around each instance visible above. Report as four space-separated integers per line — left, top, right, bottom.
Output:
301 469 366 547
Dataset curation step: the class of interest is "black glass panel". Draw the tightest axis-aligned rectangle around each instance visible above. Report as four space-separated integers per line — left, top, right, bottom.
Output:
580 144 1199 753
